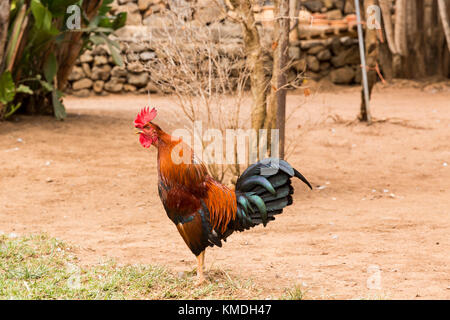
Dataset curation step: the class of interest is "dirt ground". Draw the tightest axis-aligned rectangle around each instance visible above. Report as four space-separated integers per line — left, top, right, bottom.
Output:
1 83 449 299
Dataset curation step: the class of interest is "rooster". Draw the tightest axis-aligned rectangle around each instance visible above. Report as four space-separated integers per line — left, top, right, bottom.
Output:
135 107 312 284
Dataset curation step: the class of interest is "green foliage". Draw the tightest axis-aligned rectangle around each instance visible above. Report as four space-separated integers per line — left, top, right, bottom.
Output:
43 53 58 83
0 72 16 105
0 71 32 118
0 0 127 120
40 0 80 17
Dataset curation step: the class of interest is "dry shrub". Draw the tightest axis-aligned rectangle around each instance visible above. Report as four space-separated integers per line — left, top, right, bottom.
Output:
137 10 251 183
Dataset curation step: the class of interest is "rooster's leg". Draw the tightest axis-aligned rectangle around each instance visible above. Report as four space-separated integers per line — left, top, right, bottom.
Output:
196 250 206 284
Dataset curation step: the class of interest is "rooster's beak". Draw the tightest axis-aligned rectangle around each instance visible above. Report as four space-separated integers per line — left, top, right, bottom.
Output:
135 129 143 135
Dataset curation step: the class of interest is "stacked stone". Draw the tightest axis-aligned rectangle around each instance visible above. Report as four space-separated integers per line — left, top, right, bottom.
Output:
289 36 361 85
66 42 159 97
66 0 364 96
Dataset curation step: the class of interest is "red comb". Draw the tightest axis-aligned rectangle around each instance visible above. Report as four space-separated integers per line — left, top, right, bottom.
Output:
134 107 157 128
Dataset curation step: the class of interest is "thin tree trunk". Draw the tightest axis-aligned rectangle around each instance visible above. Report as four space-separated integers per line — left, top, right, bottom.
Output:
229 0 268 135
395 0 407 56
437 0 450 52
56 0 103 90
393 0 407 77
265 0 289 159
0 0 10 117
276 1 289 160
360 0 379 122
379 0 397 54
0 0 10 74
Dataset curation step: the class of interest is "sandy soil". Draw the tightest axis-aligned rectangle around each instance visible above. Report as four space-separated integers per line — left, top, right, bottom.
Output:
1 84 449 299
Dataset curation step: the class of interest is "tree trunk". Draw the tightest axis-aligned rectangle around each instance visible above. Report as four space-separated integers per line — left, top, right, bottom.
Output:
437 0 450 52
229 0 268 135
393 0 407 76
0 0 10 117
360 0 379 122
379 0 397 55
265 0 289 159
56 0 103 91
0 0 10 73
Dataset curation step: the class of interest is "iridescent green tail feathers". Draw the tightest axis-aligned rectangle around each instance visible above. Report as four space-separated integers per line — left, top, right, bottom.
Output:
233 158 312 230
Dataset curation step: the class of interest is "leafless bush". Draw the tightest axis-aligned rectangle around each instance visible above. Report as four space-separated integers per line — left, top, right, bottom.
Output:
138 11 251 184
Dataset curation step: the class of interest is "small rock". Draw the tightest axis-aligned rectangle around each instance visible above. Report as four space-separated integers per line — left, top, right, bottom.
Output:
127 42 146 53
306 55 320 72
81 63 92 78
292 58 306 72
305 71 321 81
46 177 53 183
127 72 149 87
317 49 331 61
91 65 111 81
92 44 108 56
308 45 325 55
111 66 128 78
126 12 143 25
68 66 84 81
302 0 323 12
140 51 156 61
340 36 356 46
288 46 301 60
127 61 144 73
330 66 355 84
79 50 93 63
105 79 123 93
93 80 105 93
124 84 137 92
72 89 90 97
322 0 335 9
17 138 23 143
117 2 139 13
72 78 93 90
320 61 331 70
94 55 108 66
137 0 152 11
145 82 161 93
330 37 343 55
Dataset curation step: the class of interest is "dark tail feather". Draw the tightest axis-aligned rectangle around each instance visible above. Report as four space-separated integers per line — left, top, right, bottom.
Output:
231 158 311 231
294 168 312 190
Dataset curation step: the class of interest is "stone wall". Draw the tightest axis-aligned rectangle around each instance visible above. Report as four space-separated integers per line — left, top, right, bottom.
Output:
66 0 362 97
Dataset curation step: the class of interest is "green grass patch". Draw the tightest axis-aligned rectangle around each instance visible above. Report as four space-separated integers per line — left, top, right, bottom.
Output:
0 234 262 300
282 284 307 300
